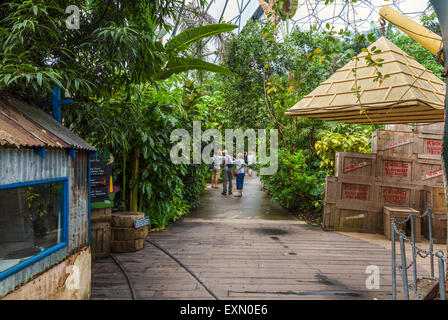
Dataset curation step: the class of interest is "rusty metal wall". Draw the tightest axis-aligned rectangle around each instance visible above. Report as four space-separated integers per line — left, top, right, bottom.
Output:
0 148 68 184
0 148 89 297
68 150 89 251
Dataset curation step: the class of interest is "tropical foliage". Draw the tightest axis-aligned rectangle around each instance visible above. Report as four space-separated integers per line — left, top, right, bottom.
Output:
0 0 443 227
259 149 325 213
0 0 236 229
206 13 442 221
315 131 371 175
0 1 235 98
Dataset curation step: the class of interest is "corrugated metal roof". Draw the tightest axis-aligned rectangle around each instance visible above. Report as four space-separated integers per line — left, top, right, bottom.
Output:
0 92 95 151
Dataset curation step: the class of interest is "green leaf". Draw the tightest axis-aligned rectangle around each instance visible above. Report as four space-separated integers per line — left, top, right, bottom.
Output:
152 58 237 80
166 23 237 51
36 73 42 86
367 33 376 42
48 73 64 88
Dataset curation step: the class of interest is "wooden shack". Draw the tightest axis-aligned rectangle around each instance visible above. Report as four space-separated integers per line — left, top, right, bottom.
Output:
0 92 95 299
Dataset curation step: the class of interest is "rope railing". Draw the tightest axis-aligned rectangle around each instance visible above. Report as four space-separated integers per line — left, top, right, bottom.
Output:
391 207 447 300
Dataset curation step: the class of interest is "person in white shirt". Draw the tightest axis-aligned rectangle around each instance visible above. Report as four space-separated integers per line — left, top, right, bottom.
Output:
247 151 256 177
234 153 247 197
221 150 234 195
211 150 222 189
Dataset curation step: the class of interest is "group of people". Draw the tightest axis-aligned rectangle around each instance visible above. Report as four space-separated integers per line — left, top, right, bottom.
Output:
210 150 256 197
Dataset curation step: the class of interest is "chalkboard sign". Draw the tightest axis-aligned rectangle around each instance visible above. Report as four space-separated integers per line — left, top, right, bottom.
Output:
91 176 107 188
90 186 110 202
134 217 151 229
90 156 113 205
90 158 112 176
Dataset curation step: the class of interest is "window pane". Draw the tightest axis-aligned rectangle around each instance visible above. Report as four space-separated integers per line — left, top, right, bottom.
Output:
0 181 64 273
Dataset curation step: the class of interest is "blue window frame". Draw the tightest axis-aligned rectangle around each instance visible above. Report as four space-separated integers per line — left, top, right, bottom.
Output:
0 177 69 280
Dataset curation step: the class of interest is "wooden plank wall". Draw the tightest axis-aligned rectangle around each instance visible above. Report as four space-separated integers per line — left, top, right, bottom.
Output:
323 122 446 239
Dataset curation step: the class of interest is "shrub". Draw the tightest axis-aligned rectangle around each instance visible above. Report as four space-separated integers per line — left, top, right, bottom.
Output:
259 148 325 213
315 130 370 174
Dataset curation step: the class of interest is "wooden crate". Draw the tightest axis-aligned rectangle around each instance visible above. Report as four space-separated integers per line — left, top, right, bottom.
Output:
335 181 378 211
376 156 413 182
422 212 447 244
385 124 414 132
91 208 112 259
377 184 419 208
341 182 371 201
383 207 422 242
417 137 442 160
334 152 377 179
371 130 417 158
424 185 447 212
323 201 382 233
334 208 382 233
322 203 337 230
414 122 444 135
413 159 443 185
324 176 338 204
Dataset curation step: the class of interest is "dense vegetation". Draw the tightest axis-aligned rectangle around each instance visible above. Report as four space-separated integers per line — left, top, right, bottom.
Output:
0 1 442 227
203 13 442 224
0 0 234 228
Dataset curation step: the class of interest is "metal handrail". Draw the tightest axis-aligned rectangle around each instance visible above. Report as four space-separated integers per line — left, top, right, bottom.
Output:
391 207 447 300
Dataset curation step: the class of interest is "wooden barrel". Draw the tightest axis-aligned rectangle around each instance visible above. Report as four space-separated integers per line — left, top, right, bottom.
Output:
91 208 112 259
111 212 148 253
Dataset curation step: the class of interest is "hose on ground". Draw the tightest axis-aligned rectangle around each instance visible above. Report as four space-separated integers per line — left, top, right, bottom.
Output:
145 239 219 300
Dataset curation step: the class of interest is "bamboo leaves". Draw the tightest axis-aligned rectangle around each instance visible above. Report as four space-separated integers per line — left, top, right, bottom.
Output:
155 24 238 80
153 57 236 80
166 23 237 52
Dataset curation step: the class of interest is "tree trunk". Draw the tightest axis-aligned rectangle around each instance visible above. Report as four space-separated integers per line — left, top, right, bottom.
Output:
129 146 140 212
309 126 315 155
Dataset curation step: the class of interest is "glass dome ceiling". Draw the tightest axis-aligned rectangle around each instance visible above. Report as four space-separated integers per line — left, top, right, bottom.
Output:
171 0 434 62
175 0 432 35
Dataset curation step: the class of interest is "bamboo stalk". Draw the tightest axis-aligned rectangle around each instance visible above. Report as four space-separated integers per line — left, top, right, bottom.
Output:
129 146 140 212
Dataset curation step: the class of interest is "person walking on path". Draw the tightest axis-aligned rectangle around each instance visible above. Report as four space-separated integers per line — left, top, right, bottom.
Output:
247 151 255 177
211 150 222 189
221 150 234 195
234 153 247 197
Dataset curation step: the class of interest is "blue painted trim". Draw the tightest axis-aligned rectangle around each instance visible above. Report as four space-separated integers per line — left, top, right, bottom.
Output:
33 147 46 159
66 148 76 160
0 147 2 160
52 86 62 123
0 177 69 281
0 177 68 190
59 99 74 104
37 86 73 122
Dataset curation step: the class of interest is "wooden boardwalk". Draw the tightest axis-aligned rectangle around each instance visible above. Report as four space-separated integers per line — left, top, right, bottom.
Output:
91 176 400 300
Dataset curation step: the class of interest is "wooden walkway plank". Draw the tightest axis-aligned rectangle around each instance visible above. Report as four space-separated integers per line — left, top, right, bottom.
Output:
91 176 403 300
